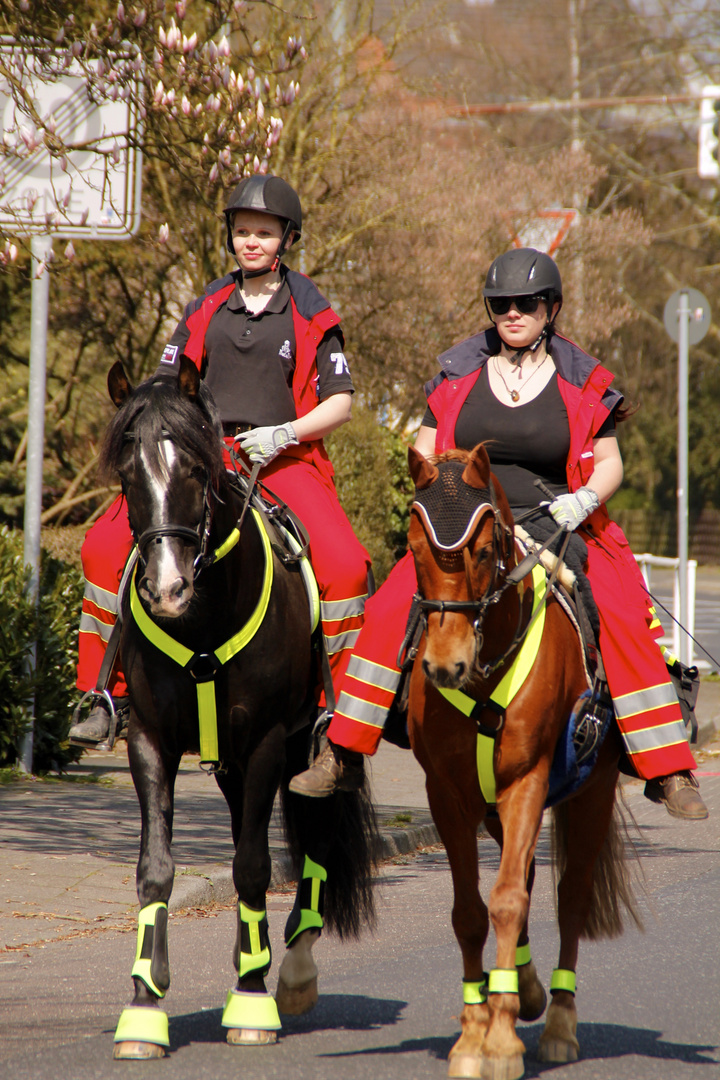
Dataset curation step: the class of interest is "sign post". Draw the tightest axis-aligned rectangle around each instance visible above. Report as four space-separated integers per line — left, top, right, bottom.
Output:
1 49 143 771
663 287 711 666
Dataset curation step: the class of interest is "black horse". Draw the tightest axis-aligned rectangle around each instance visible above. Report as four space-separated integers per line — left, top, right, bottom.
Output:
103 358 377 1059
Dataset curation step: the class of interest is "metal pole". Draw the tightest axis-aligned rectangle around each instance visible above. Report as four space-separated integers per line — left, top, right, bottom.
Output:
677 289 690 666
19 233 52 773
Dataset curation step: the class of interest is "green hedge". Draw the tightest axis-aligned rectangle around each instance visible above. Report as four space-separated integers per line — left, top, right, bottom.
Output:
0 527 84 773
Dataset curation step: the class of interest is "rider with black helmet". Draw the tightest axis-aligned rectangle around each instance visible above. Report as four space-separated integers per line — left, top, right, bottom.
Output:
293 247 707 822
71 175 371 757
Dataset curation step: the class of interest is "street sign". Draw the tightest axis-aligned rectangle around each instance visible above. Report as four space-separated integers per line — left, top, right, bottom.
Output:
663 288 711 345
511 208 578 255
0 48 143 239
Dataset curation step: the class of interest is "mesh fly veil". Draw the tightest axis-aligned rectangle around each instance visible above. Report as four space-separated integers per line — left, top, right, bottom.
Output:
411 461 494 550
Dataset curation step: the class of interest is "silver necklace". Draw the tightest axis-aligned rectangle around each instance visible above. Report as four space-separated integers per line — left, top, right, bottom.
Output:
493 353 547 403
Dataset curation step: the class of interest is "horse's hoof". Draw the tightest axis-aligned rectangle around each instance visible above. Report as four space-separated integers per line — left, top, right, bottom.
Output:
480 1054 525 1080
536 1038 579 1064
275 975 318 1015
226 1027 278 1046
112 1041 166 1060
517 962 547 1022
448 1051 484 1078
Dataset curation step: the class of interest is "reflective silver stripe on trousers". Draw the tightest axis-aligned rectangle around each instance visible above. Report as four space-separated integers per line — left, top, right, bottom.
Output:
344 655 401 693
334 691 395 730
83 580 120 614
621 718 690 755
325 628 362 655
320 594 367 621
79 612 116 643
612 681 678 720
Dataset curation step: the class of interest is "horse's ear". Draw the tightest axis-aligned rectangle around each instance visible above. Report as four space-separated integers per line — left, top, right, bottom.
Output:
178 354 200 402
462 444 492 490
108 362 133 408
408 445 439 490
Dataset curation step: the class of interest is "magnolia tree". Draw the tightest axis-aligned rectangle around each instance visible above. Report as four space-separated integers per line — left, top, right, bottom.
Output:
0 0 306 280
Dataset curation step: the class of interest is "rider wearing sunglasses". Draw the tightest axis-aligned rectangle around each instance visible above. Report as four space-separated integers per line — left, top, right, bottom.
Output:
291 246 707 822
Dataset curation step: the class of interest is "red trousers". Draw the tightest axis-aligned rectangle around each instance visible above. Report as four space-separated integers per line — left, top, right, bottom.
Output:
328 527 696 781
76 454 371 700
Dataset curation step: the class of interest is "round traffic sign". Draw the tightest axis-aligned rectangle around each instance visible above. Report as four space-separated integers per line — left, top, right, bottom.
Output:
663 288 712 345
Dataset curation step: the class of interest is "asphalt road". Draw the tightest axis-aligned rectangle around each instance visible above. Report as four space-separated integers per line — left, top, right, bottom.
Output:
2 771 718 1080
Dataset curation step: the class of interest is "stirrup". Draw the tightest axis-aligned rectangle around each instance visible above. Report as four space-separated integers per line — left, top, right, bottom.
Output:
71 689 124 750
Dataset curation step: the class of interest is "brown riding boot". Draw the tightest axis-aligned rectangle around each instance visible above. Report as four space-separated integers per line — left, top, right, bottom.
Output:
644 771 709 820
289 741 364 798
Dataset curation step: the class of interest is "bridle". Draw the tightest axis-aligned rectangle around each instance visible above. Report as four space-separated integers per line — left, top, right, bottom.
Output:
413 474 536 681
122 429 217 577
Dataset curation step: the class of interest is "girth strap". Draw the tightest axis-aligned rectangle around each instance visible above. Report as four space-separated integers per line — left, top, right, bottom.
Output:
129 507 274 765
439 561 548 804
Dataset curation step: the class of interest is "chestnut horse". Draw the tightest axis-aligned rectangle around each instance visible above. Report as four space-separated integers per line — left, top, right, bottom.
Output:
102 359 377 1059
406 444 640 1080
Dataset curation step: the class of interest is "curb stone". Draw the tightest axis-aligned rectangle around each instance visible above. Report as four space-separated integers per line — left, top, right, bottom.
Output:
167 822 441 914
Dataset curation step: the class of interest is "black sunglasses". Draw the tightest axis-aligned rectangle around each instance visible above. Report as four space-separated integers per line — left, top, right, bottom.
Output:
488 294 549 316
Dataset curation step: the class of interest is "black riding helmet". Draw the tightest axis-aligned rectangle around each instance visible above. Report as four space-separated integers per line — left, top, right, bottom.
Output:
483 247 563 352
223 174 302 276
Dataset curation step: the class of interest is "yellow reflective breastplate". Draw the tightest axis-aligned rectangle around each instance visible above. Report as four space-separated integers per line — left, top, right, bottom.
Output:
129 508 274 765
439 561 547 803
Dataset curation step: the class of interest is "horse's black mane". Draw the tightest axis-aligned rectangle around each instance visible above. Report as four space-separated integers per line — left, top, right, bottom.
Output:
100 374 225 485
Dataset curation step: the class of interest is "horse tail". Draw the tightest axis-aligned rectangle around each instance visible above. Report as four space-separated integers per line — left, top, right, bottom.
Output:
550 792 645 941
281 734 380 939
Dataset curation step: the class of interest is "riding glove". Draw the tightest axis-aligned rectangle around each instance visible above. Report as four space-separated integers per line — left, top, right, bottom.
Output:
237 422 299 466
548 486 600 531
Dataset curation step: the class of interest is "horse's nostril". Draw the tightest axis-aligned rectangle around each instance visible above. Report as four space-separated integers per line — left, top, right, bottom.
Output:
422 658 431 677
139 576 159 602
170 577 188 600
455 662 466 680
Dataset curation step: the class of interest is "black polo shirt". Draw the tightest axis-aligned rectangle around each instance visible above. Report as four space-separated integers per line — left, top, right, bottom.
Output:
157 274 354 428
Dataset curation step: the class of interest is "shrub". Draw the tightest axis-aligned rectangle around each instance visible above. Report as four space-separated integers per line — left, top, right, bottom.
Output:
0 527 84 773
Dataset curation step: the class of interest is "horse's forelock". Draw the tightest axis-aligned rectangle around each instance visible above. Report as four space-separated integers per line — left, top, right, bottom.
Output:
100 375 224 484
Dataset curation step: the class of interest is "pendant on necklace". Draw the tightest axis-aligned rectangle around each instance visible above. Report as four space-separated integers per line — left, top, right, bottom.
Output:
510 389 520 402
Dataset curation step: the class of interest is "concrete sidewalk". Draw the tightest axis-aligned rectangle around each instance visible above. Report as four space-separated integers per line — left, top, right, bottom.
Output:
0 736 438 951
2 680 719 953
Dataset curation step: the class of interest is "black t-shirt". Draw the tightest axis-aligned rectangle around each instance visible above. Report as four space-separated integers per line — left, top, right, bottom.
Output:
423 366 616 510
157 273 354 427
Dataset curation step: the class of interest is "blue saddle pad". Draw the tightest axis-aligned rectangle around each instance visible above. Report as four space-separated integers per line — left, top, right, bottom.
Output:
545 691 614 808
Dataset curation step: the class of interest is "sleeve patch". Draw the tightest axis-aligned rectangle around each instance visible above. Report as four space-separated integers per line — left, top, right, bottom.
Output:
330 352 349 376
160 343 179 365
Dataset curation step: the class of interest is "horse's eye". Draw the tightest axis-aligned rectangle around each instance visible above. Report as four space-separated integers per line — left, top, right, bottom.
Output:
190 465 205 483
475 546 491 565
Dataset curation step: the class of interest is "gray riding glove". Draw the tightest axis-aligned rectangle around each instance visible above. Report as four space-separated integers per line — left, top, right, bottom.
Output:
237 422 299 466
548 486 600 531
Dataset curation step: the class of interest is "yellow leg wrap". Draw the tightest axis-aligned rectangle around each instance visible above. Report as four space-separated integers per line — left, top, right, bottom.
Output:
222 990 281 1031
515 942 532 966
130 901 169 998
236 902 272 979
285 855 327 947
550 968 577 995
114 1006 170 1046
463 975 489 1005
488 968 519 995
